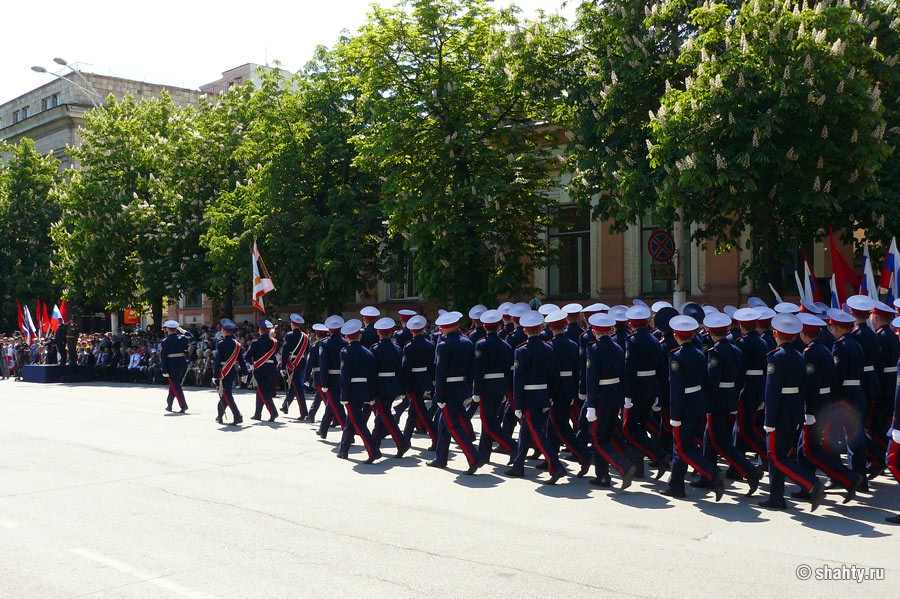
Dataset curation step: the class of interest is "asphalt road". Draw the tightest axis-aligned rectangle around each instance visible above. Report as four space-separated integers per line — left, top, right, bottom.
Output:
0 380 897 598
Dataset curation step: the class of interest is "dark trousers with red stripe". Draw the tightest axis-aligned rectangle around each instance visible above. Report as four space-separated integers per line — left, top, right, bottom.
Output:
824 400 868 477
887 439 900 483
590 405 633 479
704 412 755 479
476 393 515 463
668 415 718 494
623 396 666 466
165 365 188 410
339 402 380 458
372 396 406 451
510 408 563 476
798 422 858 489
216 372 242 421
252 369 277 419
767 424 817 502
402 392 437 445
733 401 767 467
434 402 479 467
308 386 323 421
549 398 590 465
867 395 890 469
283 372 308 418
318 384 347 438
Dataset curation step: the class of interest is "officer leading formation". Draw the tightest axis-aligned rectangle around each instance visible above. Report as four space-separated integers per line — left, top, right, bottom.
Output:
172 296 900 523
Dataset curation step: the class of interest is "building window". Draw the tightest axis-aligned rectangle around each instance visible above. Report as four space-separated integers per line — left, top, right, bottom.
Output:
183 292 203 309
388 250 419 300
41 93 61 111
640 215 691 297
234 283 252 307
21 106 29 119
548 205 591 298
12 110 20 123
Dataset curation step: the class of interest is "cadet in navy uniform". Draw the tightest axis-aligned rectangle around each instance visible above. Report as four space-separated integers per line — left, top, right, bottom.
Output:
757 308 777 351
847 295 882 472
213 318 245 425
622 305 669 479
701 312 763 495
828 309 868 484
584 313 636 489
545 309 592 477
428 311 484 474
304 324 330 422
317 315 349 438
248 320 279 422
360 306 381 348
472 309 516 463
160 320 192 413
505 304 529 350
732 308 768 467
652 307 680 458
401 315 438 449
370 317 410 457
610 306 630 349
885 316 900 524
467 305 488 345
280 313 311 420
794 313 862 503
661 315 725 501
337 319 381 463
869 301 900 475
393 309 417 348
562 303 584 344
505 310 566 484
759 314 825 511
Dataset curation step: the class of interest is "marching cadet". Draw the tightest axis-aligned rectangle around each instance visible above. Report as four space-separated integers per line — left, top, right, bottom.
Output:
393 309 417 348
828 308 868 486
538 304 559 340
337 319 381 463
848 296 882 466
757 308 777 351
248 320 279 422
401 315 438 449
732 308 768 468
562 303 584 344
576 303 608 443
794 313 862 503
885 316 900 524
212 318 245 425
498 302 515 341
652 307 679 451
317 315 349 439
622 304 669 479
760 314 825 511
609 306 629 349
467 305 488 345
160 319 192 413
701 312 763 495
505 310 567 484
370 317 410 458
584 313 636 489
360 306 381 348
650 301 673 341
505 303 529 349
661 315 725 501
428 311 484 474
304 323 330 422
870 301 899 476
545 309 592 477
472 309 516 463
280 313 311 420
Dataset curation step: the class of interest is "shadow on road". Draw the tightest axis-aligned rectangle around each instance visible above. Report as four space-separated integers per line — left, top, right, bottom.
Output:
694 497 766 522
454 472 504 488
607 489 677 510
534 479 593 499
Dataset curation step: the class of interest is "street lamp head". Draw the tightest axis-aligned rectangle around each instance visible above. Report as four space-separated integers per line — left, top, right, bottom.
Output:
31 66 48 73
53 57 68 66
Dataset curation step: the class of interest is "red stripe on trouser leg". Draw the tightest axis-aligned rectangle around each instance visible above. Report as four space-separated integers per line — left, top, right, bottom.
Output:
591 418 627 475
887 442 900 482
442 406 477 466
478 401 513 451
768 430 814 492
707 414 748 478
377 398 404 445
623 407 661 462
550 412 585 463
524 411 556 476
673 426 714 481
291 380 308 416
737 404 766 456
322 388 346 427
223 387 236 411
569 402 580 428
409 393 436 441
802 425 852 488
168 377 186 409
346 404 376 456
256 386 276 418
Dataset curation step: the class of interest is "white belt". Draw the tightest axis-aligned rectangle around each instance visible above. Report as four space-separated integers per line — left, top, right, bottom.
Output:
559 371 573 377
484 373 505 379
377 372 395 378
167 353 184 358
328 369 341 375
637 370 656 377
524 384 548 391
598 377 620 386
685 385 701 394
819 388 831 395
746 370 764 376
864 365 875 372
350 377 367 383
446 376 465 383
411 367 428 373
844 380 860 386
884 367 897 373
719 382 735 388
783 387 799 394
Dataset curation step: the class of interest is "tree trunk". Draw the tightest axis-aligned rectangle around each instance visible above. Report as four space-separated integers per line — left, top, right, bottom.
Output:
753 207 780 305
222 281 234 319
151 296 164 334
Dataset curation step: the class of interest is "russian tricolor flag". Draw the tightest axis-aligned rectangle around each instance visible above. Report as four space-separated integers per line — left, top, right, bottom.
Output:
860 243 878 301
879 237 899 304
50 304 64 332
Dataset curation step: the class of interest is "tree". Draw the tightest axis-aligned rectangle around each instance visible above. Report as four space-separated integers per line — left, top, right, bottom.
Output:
339 0 564 307
0 139 61 332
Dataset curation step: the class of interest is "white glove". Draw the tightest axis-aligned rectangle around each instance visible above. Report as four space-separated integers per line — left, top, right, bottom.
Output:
586 407 597 422
730 410 738 415
367 400 375 406
542 407 550 413
341 401 348 406
463 398 473 407
764 426 776 433
515 409 523 419
578 393 587 401
756 402 765 411
247 364 254 372
651 398 661 412
472 395 481 403
321 387 328 393
805 414 816 426
162 373 169 378
892 429 900 444
669 419 682 427
437 402 446 409
396 395 405 402
624 397 634 409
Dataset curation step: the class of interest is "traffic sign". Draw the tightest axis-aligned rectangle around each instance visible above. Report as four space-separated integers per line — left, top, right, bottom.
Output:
647 230 675 262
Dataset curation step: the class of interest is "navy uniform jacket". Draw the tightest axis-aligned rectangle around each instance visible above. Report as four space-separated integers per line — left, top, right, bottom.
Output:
802 339 834 416
656 331 678 410
468 326 487 345
361 323 379 348
499 321 515 341
893 358 900 430
761 329 777 351
304 338 323 385
764 345 804 429
565 321 584 345
578 329 597 397
820 326 836 350
473 332 513 398
624 327 662 402
213 336 246 379
832 333 866 408
160 331 192 375
736 331 768 410
507 326 527 351
550 333 579 402
513 336 556 411
852 322 882 401
281 329 309 373
371 337 402 399
876 324 900 405
318 334 349 389
668 343 709 422
434 331 475 405
340 341 376 405
614 328 629 350
585 335 625 410
248 335 278 376
393 327 412 348
706 339 742 414
401 334 435 396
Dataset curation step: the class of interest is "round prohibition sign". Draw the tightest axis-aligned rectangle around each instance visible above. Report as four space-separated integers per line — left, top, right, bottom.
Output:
647 230 675 262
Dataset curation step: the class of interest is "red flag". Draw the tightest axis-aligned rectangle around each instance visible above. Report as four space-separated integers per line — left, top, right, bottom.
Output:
828 228 861 307
16 299 24 336
36 297 43 333
41 301 51 334
59 300 67 323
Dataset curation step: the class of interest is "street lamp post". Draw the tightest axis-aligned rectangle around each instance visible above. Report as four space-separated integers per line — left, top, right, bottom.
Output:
31 58 102 108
